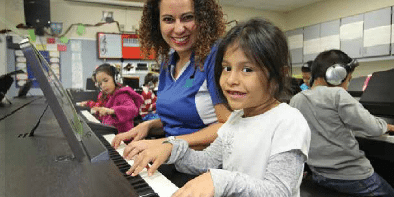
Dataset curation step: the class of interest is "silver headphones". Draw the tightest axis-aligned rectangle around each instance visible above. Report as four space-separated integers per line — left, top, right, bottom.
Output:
325 59 357 86
109 63 122 84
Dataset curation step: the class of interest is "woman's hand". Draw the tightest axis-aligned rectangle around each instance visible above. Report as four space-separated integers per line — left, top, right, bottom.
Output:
126 142 172 176
111 121 151 149
92 107 114 117
172 172 214 197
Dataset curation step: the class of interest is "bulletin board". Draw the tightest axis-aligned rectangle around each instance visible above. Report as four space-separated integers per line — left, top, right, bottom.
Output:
97 32 155 60
14 49 61 88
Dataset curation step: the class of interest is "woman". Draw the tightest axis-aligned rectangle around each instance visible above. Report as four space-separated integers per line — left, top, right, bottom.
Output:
112 0 231 170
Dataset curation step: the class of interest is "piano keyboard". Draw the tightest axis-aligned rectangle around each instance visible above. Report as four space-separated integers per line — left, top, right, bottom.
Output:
99 134 179 197
80 110 101 123
355 132 394 143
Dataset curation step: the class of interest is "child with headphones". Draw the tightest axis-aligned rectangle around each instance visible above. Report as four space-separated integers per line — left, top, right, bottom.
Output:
300 60 313 91
290 49 394 196
79 63 144 135
140 72 159 121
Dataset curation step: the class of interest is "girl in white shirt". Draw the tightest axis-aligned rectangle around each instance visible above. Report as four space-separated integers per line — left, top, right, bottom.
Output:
127 18 311 197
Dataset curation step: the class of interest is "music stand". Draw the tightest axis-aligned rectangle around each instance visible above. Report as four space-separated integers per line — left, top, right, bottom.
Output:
19 39 108 163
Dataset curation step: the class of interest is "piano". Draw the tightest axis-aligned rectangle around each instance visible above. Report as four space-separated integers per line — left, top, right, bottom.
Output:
347 75 367 99
78 109 179 197
1 39 185 196
1 97 182 196
348 69 394 185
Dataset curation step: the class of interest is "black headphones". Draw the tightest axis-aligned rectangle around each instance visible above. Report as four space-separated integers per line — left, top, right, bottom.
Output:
325 59 358 86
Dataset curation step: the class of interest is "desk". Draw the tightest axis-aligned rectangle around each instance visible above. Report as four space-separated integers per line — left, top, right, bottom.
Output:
0 96 40 120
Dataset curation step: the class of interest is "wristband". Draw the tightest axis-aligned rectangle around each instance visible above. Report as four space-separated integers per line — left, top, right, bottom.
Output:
162 136 176 144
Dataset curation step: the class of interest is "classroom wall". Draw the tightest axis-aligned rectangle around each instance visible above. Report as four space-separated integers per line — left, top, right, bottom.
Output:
2 0 286 39
0 35 5 75
2 0 286 98
0 0 5 75
221 5 287 31
0 0 5 30
285 0 394 78
284 0 394 31
3 0 394 91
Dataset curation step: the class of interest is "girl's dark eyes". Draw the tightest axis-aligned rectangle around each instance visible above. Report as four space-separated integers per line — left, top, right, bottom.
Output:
222 66 231 72
222 66 253 73
243 68 253 72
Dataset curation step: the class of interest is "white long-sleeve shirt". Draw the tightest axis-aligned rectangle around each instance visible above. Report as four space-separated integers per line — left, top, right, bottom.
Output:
166 103 311 197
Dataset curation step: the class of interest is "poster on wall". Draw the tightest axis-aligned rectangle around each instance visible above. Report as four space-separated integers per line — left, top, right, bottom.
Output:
98 33 122 59
14 50 61 88
97 32 155 60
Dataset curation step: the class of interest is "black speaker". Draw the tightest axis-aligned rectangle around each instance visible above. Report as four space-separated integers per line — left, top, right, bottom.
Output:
24 0 51 36
0 70 24 102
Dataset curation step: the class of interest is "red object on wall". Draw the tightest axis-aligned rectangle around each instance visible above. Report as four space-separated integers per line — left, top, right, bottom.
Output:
57 44 67 51
121 34 155 60
47 37 56 44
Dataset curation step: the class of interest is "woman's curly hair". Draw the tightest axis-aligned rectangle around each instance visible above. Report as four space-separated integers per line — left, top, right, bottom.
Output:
138 0 226 68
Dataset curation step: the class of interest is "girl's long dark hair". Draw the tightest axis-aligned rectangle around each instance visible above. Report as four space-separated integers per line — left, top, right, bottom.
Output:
214 18 291 108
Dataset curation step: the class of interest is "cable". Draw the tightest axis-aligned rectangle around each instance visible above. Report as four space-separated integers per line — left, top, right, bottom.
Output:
29 104 49 137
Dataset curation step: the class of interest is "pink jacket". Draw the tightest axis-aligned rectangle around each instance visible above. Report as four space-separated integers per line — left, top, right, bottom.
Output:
99 86 144 134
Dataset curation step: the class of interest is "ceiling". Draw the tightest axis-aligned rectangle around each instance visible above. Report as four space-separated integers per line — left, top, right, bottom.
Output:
120 0 326 12
217 0 326 12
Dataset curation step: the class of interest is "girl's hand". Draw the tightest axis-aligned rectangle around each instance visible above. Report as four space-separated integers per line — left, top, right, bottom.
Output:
172 172 214 197
387 124 394 134
92 107 114 117
76 101 88 107
123 139 162 160
111 121 151 149
126 142 172 176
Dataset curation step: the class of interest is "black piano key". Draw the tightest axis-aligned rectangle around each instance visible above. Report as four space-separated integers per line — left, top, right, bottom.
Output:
95 134 159 197
117 163 131 169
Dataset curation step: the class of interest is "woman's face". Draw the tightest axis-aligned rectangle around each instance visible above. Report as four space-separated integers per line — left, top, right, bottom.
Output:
159 0 198 57
95 71 116 95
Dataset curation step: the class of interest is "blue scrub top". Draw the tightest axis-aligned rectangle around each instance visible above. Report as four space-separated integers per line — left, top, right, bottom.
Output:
156 45 223 136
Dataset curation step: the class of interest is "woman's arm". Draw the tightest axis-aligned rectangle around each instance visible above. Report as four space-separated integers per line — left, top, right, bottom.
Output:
176 103 231 149
111 118 163 149
121 104 230 167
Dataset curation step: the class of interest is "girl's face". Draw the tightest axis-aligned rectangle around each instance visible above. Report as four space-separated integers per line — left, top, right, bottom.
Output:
219 44 275 117
159 0 197 58
95 71 116 95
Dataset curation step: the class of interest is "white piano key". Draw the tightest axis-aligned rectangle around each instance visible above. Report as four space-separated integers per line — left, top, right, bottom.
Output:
80 110 101 123
103 134 179 197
